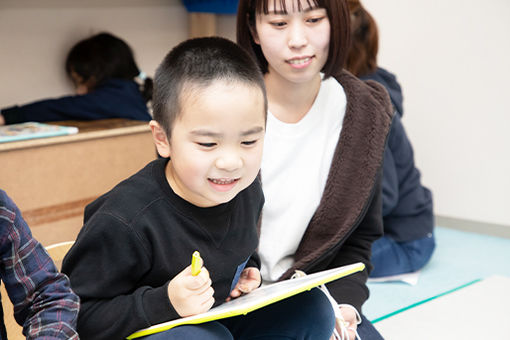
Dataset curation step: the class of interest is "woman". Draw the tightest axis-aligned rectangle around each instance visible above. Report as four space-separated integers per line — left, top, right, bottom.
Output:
237 0 393 338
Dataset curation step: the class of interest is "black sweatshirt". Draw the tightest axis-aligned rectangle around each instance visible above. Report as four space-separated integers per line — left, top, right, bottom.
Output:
62 158 263 340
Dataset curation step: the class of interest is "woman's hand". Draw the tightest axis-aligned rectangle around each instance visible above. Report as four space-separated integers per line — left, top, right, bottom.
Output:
330 305 359 340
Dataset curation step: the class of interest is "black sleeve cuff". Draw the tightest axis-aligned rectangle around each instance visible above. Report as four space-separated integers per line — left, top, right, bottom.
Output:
141 281 180 326
1 106 24 124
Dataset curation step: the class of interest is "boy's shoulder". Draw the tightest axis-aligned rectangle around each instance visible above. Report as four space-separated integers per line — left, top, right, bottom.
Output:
236 176 264 212
84 158 168 224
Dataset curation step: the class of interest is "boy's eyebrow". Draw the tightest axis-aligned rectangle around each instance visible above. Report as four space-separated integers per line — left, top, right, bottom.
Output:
241 126 264 136
190 130 221 138
190 126 264 138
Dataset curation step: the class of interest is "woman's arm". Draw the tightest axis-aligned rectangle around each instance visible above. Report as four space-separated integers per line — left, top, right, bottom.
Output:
324 175 384 312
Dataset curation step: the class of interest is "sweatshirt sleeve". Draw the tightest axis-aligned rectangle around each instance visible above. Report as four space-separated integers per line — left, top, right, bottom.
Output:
1 93 117 124
0 191 80 339
61 213 179 340
1 80 151 124
325 176 384 313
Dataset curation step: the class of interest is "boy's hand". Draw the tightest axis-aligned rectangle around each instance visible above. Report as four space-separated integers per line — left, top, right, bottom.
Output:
227 267 261 301
167 265 215 317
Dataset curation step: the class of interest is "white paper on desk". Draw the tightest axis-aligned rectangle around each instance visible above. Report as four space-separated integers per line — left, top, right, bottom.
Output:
367 270 420 285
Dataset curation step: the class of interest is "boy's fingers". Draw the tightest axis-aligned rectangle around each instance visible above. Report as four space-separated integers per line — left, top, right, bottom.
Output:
236 277 259 293
199 295 215 312
229 288 242 299
186 267 211 289
194 278 213 295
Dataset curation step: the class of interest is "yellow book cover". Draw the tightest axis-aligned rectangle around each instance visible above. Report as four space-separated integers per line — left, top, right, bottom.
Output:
127 262 365 339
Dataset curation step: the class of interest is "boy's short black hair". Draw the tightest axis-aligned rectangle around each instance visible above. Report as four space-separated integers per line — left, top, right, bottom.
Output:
237 0 351 79
153 37 267 138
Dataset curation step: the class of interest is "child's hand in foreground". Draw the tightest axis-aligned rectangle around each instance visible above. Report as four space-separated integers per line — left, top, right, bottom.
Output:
167 264 215 317
227 267 261 301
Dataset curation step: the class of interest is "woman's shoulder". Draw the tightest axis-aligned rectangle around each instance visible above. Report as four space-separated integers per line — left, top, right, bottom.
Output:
334 70 393 127
337 71 392 111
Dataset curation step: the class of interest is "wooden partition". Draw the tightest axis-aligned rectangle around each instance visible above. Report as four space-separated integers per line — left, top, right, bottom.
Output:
0 119 157 246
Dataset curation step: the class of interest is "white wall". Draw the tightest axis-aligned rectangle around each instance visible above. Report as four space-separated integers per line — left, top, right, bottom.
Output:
0 0 188 106
362 0 510 227
2 0 509 227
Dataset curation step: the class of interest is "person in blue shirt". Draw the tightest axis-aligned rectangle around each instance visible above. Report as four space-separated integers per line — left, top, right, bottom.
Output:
0 189 79 339
346 0 436 277
0 32 152 125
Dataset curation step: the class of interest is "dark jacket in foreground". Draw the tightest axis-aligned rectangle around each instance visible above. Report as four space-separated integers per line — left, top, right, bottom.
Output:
276 71 393 313
62 159 263 340
1 78 151 124
361 67 434 242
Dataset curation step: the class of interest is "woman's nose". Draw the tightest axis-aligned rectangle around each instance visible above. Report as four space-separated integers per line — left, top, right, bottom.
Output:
288 22 307 48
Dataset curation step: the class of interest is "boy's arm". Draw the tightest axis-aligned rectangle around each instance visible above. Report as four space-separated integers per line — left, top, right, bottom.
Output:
245 251 261 270
0 192 79 339
62 213 180 340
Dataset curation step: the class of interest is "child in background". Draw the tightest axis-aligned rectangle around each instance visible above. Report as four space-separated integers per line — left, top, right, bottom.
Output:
0 189 79 339
62 37 335 340
0 32 152 125
346 0 435 278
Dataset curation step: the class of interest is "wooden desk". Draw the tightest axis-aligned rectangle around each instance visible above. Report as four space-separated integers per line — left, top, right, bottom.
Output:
0 119 156 246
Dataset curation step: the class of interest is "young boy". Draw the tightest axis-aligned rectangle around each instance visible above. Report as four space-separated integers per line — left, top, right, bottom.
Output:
62 37 335 340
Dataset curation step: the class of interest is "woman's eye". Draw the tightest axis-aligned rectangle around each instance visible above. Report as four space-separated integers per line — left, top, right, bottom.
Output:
242 140 257 146
197 142 216 148
307 16 325 24
270 21 286 27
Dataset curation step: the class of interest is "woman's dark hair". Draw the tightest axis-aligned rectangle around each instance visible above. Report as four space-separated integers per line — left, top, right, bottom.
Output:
65 32 152 102
345 0 378 76
236 0 351 79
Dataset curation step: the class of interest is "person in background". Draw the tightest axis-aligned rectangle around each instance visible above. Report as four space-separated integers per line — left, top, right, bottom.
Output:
0 189 79 339
345 0 435 278
62 37 335 340
0 32 152 125
237 0 393 339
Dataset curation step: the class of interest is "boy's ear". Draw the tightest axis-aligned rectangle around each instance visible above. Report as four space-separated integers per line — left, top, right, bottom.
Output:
149 120 171 158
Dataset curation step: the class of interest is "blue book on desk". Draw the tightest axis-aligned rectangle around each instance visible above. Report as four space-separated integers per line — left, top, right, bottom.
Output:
0 122 78 143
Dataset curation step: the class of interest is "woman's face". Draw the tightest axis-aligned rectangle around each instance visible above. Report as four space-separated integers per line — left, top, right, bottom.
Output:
254 0 330 85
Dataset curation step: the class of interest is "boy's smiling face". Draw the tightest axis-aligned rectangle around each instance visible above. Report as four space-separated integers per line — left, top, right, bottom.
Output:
152 80 266 207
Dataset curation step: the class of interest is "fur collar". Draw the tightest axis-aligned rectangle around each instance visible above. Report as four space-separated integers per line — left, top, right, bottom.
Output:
280 70 394 279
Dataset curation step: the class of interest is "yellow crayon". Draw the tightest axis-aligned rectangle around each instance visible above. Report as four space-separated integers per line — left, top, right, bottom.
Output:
191 251 202 276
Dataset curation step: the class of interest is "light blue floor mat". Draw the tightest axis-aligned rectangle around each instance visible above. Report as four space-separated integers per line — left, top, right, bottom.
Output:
364 226 510 322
